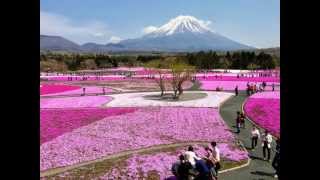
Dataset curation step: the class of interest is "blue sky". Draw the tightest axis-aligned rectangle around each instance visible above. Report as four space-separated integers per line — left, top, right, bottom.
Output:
40 0 279 48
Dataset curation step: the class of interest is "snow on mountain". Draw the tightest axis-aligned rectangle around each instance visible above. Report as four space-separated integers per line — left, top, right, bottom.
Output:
145 15 211 37
119 15 254 51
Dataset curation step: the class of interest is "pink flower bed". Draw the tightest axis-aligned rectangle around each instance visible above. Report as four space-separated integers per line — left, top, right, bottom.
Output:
249 91 280 99
40 108 137 145
40 96 113 108
98 144 248 179
200 80 280 91
200 81 248 90
196 75 279 82
40 84 80 95
40 107 236 171
41 86 114 96
244 97 280 137
41 76 126 81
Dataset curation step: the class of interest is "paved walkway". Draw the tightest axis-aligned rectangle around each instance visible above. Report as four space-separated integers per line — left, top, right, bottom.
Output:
219 91 277 180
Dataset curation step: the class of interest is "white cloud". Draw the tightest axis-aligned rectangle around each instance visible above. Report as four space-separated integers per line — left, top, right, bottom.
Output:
142 26 158 34
109 36 122 43
40 11 113 44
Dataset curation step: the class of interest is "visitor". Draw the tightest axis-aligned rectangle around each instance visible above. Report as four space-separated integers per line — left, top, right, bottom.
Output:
251 126 260 150
236 111 241 133
272 138 280 178
235 86 239 96
253 84 257 93
262 130 273 161
184 146 202 168
203 147 217 179
272 83 275 91
240 112 246 128
194 158 211 180
171 154 192 180
210 141 221 177
82 87 86 96
246 85 250 96
102 87 106 95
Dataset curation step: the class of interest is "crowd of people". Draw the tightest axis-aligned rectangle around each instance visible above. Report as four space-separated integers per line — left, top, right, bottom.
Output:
171 142 221 180
234 110 280 178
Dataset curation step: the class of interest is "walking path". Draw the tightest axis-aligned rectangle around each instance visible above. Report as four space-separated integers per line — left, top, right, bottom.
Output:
219 91 277 180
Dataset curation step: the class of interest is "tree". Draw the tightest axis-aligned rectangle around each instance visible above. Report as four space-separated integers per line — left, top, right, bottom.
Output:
144 59 168 96
80 59 97 70
169 58 195 99
247 63 260 71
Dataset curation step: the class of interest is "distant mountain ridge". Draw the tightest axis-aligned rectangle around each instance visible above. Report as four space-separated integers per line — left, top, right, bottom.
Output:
41 15 256 52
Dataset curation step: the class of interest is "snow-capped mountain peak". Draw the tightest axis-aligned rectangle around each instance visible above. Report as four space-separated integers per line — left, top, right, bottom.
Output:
146 15 212 37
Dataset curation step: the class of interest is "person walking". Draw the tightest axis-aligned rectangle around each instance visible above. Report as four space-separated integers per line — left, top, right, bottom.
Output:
262 130 273 161
272 138 280 178
240 112 246 129
236 111 241 133
235 86 239 96
251 126 260 150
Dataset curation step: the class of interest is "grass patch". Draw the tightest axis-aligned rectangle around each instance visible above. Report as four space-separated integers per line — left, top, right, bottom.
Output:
143 92 207 102
188 80 201 90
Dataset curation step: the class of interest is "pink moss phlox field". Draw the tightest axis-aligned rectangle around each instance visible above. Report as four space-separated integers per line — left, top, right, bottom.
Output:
196 75 279 82
40 84 80 95
40 107 235 170
200 80 280 91
98 144 248 179
244 97 280 137
40 108 137 145
40 96 113 108
249 91 280 99
42 86 114 96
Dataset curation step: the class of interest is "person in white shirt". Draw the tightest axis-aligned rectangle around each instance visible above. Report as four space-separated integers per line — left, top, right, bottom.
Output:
183 146 201 168
210 141 221 175
262 130 273 161
251 126 260 150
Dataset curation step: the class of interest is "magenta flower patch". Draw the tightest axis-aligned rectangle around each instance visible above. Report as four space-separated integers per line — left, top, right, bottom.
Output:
40 108 137 145
40 84 80 95
244 98 280 137
40 107 236 170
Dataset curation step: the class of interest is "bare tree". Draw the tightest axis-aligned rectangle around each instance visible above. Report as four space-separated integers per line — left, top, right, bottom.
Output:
169 60 195 99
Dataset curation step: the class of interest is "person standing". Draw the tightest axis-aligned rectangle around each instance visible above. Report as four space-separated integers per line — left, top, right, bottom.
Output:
236 111 241 133
102 87 106 95
203 147 217 179
272 83 275 91
272 139 280 178
262 130 273 161
251 126 260 150
240 112 246 128
235 86 239 96
82 87 86 96
184 146 201 168
210 141 221 177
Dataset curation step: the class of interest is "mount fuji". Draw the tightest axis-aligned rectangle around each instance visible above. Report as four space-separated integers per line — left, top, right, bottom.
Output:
40 15 255 52
118 15 254 52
